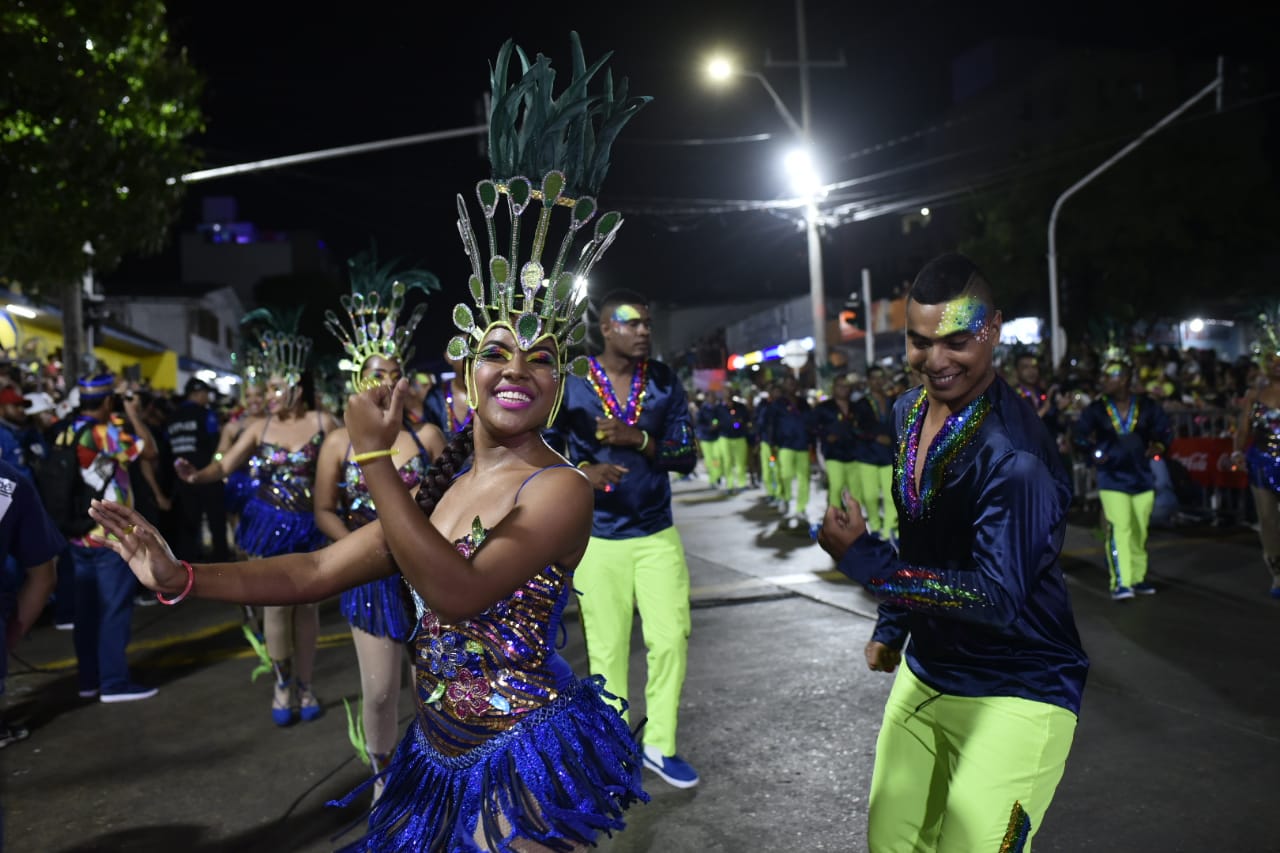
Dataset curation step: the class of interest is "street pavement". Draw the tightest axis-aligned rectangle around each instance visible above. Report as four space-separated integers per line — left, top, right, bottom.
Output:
4 476 1279 852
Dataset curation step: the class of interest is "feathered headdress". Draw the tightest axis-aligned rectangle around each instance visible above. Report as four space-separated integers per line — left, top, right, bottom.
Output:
324 245 439 390
240 305 311 387
447 32 650 424
1252 306 1280 368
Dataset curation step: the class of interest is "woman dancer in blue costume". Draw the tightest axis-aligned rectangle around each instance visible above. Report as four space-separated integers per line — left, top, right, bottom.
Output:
175 328 340 726
314 255 444 798
1232 314 1280 597
218 378 266 533
90 33 650 851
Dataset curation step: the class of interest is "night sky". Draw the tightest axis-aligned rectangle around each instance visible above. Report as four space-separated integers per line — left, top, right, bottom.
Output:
125 1 1277 354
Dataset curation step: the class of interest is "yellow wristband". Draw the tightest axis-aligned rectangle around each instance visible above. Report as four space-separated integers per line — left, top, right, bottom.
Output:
638 431 650 452
577 460 591 470
352 448 400 465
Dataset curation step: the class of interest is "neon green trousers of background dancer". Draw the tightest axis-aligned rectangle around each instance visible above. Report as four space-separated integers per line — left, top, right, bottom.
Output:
825 459 859 509
776 447 810 514
720 436 748 491
1098 489 1154 590
853 461 898 538
701 437 724 486
759 442 780 499
868 665 1077 852
574 525 691 756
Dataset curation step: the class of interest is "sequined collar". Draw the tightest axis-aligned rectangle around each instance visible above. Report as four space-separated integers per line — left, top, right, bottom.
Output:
895 388 992 520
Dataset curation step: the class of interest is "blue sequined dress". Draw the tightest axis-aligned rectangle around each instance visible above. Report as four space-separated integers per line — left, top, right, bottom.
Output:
337 471 647 852
337 450 427 641
1245 401 1280 494
234 421 327 558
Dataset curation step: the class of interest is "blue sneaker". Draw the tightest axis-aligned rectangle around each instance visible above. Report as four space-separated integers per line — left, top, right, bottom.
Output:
1111 586 1135 601
1132 581 1157 595
642 746 700 788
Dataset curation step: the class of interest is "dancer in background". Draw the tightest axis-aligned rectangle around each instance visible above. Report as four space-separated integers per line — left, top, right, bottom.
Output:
176 313 339 723
1232 311 1280 597
315 250 442 797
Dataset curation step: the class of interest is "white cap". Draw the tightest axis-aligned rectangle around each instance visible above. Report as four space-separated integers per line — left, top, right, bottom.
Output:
25 391 56 415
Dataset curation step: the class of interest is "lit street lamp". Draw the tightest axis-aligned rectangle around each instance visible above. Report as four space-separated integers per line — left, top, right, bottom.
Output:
705 54 829 377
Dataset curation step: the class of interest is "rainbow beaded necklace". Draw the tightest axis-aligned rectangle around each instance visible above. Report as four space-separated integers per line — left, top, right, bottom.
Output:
586 356 649 425
1103 396 1138 435
895 389 992 519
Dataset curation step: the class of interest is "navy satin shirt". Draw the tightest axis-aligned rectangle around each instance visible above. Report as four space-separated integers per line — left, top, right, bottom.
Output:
694 403 720 442
769 397 813 452
851 395 895 466
839 378 1089 715
1072 394 1172 494
811 399 859 462
558 359 697 540
714 401 749 439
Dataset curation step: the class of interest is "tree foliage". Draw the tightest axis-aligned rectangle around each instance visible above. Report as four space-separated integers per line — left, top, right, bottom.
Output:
957 102 1279 334
0 0 203 293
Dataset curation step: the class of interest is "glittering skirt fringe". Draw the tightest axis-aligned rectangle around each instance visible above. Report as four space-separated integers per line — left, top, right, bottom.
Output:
332 676 648 852
341 575 413 642
224 469 256 514
1247 447 1280 494
234 497 326 558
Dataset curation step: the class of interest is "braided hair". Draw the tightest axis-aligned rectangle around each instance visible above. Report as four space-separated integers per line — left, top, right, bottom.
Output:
415 422 474 517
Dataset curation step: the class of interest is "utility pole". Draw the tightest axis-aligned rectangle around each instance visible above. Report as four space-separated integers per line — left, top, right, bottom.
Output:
765 0 845 381
1046 59 1224 368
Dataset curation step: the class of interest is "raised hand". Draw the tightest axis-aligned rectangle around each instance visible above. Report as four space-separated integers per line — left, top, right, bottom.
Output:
174 457 198 483
347 378 407 455
88 499 187 596
816 488 868 561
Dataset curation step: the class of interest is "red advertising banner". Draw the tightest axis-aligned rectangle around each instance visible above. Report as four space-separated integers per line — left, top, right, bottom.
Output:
1168 437 1249 490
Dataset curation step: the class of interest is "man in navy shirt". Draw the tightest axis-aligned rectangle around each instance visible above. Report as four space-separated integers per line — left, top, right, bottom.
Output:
557 288 700 789
818 254 1088 851
0 458 64 747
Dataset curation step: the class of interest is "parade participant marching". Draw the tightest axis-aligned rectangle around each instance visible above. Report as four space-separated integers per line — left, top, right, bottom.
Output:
693 390 724 488
714 389 750 494
94 33 649 851
851 365 898 542
1073 346 1172 600
218 358 267 533
812 374 860 512
1232 310 1280 597
314 250 443 798
175 311 339 724
771 373 815 527
817 253 1088 852
556 287 702 788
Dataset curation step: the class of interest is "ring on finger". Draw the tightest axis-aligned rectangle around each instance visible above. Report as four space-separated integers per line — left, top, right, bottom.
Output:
123 523 136 536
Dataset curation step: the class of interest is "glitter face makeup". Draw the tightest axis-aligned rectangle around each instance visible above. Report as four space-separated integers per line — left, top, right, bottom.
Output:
611 304 643 326
935 296 989 338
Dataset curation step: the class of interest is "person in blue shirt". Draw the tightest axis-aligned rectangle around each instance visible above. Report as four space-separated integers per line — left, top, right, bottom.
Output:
817 253 1088 852
713 390 750 495
1 458 65 747
753 384 782 504
692 391 724 488
770 373 814 526
1073 351 1172 600
850 365 898 541
556 288 701 789
811 374 859 512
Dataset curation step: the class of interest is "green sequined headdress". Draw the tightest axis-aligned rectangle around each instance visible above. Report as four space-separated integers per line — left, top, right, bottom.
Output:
1252 306 1280 368
447 33 650 423
241 305 311 388
324 245 440 389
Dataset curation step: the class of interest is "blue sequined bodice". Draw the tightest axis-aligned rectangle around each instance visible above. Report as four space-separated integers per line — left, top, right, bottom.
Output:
338 452 428 529
408 529 575 759
1250 400 1280 458
248 432 324 513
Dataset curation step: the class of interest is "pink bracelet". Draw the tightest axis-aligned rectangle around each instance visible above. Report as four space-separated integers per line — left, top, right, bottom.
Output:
156 560 194 606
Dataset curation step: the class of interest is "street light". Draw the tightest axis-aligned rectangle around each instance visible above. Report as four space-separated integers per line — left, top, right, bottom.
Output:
704 55 829 377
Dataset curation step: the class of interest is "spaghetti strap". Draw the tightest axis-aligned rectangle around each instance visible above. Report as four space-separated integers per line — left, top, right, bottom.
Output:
514 463 574 505
259 414 273 440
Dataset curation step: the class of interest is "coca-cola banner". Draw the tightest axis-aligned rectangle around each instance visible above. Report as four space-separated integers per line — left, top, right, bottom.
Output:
1168 437 1249 490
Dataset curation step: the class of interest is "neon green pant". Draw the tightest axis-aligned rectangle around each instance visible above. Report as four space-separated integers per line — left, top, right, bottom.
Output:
1098 489 1154 590
825 459 859 509
574 526 691 756
720 436 748 491
776 447 810 514
759 442 780 499
854 461 898 538
868 665 1077 852
701 437 725 486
